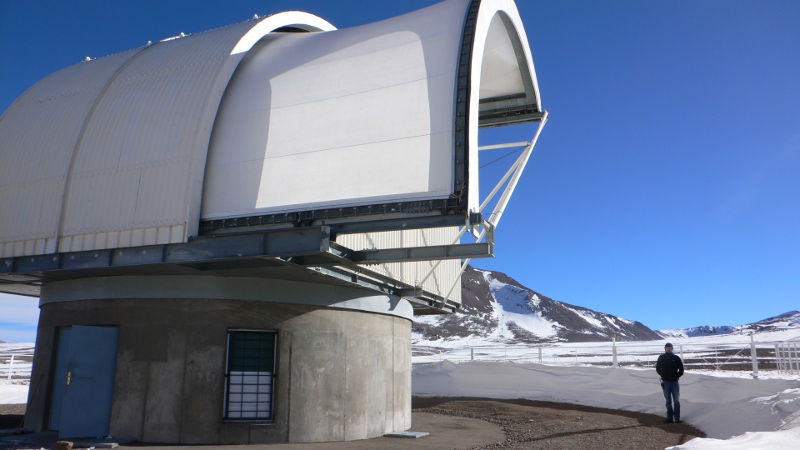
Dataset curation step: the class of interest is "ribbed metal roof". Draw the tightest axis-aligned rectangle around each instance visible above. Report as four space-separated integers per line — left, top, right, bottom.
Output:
0 50 137 256
0 13 335 258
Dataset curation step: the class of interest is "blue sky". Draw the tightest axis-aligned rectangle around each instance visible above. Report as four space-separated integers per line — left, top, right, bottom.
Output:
1 0 799 341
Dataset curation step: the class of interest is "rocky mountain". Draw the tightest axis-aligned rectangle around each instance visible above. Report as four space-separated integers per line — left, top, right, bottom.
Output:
658 310 800 338
412 265 661 346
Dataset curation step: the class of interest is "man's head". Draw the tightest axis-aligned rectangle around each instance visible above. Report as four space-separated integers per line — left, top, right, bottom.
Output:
665 343 673 352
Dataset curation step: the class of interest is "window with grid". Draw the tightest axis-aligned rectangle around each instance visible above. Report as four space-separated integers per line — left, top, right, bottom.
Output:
224 330 277 421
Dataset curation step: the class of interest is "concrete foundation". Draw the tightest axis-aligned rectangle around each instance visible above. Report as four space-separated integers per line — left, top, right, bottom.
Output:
25 276 412 444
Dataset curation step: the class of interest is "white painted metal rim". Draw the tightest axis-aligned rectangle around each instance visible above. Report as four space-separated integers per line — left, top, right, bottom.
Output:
467 0 542 212
231 11 337 55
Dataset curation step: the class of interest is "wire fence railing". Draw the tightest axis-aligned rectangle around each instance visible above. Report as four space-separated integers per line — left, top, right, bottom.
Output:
3 337 798 383
0 345 34 383
413 335 800 378
775 336 800 375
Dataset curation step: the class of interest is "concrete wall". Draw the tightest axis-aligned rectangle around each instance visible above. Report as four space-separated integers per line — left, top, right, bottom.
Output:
26 281 412 444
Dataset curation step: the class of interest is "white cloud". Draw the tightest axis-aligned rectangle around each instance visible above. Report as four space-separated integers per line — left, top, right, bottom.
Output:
0 294 40 322
0 294 40 342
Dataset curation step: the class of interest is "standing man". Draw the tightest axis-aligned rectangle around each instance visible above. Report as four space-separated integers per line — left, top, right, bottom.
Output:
656 342 684 423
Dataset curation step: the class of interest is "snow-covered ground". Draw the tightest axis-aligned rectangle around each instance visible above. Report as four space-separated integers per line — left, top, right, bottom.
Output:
0 342 33 384
0 342 33 407
414 329 800 374
413 361 800 449
413 329 800 449
0 382 28 404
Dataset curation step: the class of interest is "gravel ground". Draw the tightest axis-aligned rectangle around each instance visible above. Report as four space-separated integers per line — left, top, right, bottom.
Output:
412 397 705 450
1 399 704 449
0 405 24 431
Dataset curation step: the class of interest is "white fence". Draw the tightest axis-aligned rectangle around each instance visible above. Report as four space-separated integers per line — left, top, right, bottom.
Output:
413 337 800 378
775 337 800 375
0 345 34 382
3 338 798 381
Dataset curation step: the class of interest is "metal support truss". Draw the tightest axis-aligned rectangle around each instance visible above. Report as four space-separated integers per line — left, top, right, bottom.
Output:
415 110 549 301
482 110 549 228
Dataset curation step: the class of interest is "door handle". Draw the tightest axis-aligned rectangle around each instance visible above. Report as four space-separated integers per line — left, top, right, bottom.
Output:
66 371 71 386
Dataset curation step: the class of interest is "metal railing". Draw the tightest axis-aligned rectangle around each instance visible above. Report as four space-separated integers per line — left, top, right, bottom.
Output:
0 345 34 381
775 337 800 375
413 336 800 378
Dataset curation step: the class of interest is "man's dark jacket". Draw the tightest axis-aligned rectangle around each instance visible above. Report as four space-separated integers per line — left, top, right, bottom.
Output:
656 352 684 382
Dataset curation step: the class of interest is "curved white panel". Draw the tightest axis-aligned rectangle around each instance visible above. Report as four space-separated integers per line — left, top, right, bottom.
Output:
480 13 526 99
0 50 139 257
231 11 336 55
202 0 467 220
59 20 260 252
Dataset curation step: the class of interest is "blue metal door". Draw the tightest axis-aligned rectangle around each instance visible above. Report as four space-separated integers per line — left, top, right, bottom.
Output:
48 328 72 430
58 325 120 439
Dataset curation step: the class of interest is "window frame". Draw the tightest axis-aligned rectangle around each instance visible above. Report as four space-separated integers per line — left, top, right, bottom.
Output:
222 329 278 423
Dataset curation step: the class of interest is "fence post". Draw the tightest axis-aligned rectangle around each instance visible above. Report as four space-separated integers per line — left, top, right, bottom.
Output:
538 347 542 364
749 334 759 379
786 342 791 374
775 343 782 373
7 354 14 380
612 336 618 368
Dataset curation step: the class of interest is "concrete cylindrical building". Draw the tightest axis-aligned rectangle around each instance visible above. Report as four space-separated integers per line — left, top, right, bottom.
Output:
26 277 410 444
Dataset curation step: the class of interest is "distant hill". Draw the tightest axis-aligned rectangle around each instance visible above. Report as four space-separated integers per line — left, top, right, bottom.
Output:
658 310 800 338
413 265 661 346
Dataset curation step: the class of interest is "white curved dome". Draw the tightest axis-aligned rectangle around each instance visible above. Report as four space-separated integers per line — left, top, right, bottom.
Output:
0 0 541 259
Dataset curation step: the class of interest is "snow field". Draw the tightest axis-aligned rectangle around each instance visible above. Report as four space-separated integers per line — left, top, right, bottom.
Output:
412 329 800 449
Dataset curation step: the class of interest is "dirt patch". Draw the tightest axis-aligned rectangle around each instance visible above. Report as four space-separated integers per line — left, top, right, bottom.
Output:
2 400 705 449
412 397 705 450
0 404 25 431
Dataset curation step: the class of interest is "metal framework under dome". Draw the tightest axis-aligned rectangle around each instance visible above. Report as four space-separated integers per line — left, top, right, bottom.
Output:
0 227 485 314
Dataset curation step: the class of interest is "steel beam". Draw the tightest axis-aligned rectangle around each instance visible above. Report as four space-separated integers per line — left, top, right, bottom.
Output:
351 243 492 264
0 225 478 314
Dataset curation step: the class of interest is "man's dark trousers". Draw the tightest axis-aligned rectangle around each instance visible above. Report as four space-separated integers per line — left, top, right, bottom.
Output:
662 381 680 421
